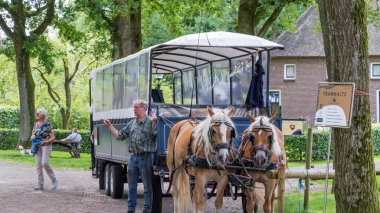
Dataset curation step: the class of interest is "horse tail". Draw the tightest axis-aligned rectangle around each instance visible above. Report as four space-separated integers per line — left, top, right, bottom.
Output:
177 168 192 213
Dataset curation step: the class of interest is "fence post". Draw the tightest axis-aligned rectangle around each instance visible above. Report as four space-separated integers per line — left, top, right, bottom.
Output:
304 128 313 211
278 169 286 213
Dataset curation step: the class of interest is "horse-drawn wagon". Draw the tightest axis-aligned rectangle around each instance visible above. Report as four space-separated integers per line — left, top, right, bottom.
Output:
89 31 284 212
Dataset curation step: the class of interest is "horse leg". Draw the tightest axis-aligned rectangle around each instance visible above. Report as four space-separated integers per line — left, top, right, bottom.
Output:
194 174 206 213
263 180 276 213
243 188 256 213
214 176 228 213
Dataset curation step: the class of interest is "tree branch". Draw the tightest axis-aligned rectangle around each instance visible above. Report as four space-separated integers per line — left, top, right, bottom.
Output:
252 9 266 29
0 14 14 38
26 4 49 17
35 67 61 105
68 60 81 82
81 60 97 74
257 5 284 37
30 0 55 37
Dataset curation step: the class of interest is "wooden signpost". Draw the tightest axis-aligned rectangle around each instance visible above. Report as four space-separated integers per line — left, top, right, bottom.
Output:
315 82 355 213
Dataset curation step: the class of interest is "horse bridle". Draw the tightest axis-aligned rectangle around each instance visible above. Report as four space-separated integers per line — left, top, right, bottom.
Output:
240 122 275 167
208 120 236 151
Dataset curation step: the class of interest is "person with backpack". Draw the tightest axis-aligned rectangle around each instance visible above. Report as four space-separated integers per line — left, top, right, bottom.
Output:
30 108 58 190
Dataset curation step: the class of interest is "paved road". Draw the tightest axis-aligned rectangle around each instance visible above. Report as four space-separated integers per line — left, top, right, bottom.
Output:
0 161 249 213
3 160 366 213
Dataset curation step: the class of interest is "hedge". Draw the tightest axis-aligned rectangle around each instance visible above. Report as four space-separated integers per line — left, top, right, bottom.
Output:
0 107 19 129
2 127 380 160
0 129 91 153
285 126 380 161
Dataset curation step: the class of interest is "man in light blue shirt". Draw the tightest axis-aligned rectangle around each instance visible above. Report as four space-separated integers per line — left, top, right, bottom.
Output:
62 128 82 147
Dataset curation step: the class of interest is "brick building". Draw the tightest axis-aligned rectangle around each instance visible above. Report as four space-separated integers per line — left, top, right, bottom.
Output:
270 7 380 123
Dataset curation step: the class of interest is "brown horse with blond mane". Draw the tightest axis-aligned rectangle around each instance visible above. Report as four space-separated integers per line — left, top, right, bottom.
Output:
239 114 286 213
166 107 236 213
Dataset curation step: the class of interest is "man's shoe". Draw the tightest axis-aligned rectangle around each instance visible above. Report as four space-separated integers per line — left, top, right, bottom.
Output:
52 181 58 189
127 211 135 213
34 185 43 190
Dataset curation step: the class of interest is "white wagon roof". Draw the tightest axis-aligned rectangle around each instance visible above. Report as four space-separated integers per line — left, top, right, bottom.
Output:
90 31 283 76
152 31 283 73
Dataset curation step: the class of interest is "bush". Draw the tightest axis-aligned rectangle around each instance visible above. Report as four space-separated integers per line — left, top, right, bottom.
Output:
0 128 19 150
0 107 20 129
285 126 380 161
0 128 91 153
284 132 332 161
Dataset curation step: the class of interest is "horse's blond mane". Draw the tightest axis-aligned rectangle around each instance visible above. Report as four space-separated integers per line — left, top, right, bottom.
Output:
248 116 282 156
192 109 236 164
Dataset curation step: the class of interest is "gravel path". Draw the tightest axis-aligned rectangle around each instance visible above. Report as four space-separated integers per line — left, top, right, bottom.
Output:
0 160 342 213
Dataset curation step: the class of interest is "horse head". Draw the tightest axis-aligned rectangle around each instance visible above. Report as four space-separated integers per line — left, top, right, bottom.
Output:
241 113 282 168
193 107 236 165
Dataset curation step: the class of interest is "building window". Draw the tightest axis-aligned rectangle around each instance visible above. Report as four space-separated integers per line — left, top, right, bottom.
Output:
371 63 380 79
284 64 296 80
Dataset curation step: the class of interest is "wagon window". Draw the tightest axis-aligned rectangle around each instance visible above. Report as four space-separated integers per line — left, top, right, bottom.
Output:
182 68 196 105
124 58 139 108
103 66 113 111
94 70 103 112
139 53 149 100
197 65 212 105
231 56 253 105
174 71 182 104
213 60 230 105
113 62 125 109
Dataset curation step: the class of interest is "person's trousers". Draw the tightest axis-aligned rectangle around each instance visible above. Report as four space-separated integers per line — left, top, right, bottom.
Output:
35 145 57 186
127 152 154 213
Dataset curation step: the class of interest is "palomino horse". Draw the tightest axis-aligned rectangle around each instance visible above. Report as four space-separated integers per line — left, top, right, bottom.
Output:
239 114 286 213
166 107 236 213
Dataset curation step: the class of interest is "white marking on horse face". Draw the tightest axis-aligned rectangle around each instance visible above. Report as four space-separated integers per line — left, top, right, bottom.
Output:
259 130 262 135
221 123 227 143
218 148 229 164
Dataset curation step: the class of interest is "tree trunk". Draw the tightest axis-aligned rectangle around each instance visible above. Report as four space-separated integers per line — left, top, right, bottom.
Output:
63 62 71 129
317 0 380 212
14 39 35 147
237 0 257 35
112 0 142 60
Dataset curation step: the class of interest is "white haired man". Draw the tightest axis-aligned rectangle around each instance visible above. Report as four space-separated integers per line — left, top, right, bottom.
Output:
102 99 157 213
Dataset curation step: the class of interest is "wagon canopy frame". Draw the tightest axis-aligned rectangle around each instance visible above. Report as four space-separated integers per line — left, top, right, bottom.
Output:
151 31 284 74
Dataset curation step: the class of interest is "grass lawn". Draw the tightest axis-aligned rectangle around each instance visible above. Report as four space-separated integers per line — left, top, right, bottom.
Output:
0 150 91 170
288 155 380 168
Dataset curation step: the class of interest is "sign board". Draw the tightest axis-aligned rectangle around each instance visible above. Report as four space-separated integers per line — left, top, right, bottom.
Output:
315 82 355 128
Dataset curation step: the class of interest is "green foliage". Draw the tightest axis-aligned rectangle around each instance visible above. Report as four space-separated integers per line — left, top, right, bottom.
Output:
368 1 380 26
285 126 380 161
0 55 19 106
0 129 19 150
0 128 91 153
0 107 20 129
285 132 331 161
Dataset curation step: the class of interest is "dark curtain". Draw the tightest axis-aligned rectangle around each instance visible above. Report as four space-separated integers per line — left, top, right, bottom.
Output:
245 54 265 110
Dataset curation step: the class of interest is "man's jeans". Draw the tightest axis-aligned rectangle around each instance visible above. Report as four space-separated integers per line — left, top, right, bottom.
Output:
127 152 154 213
